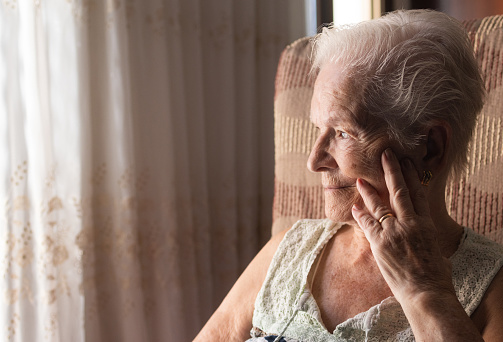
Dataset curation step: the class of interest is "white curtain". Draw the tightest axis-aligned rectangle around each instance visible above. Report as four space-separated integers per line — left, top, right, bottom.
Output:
0 1 290 340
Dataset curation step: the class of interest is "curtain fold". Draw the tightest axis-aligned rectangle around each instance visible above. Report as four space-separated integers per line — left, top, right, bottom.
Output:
1 0 291 340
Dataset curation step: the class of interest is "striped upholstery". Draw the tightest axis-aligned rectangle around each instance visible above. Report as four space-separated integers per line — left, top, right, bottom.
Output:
272 15 503 244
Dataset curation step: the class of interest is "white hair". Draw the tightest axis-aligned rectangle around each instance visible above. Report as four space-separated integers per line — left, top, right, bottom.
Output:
311 10 485 179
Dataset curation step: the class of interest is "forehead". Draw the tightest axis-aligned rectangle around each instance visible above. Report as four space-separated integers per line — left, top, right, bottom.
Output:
311 62 364 126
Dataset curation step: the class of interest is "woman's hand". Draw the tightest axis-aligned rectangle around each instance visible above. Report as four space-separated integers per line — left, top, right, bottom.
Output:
351 148 491 341
351 148 454 303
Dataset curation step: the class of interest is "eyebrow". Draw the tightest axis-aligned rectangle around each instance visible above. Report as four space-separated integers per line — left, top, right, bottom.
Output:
311 103 363 129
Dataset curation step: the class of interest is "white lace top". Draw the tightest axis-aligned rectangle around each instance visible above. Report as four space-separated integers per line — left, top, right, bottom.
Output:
250 219 503 342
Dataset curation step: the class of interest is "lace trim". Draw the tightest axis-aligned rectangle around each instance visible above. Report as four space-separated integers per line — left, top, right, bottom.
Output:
252 221 503 341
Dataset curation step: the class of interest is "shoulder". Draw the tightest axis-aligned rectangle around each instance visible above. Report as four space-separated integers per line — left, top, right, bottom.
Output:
463 228 503 340
471 267 503 340
250 218 334 275
267 219 340 268
458 228 503 260
451 228 503 317
194 222 293 341
196 219 339 341
452 228 503 282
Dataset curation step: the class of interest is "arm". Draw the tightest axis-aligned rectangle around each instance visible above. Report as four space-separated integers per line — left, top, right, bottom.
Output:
193 228 288 342
402 267 503 341
399 291 483 341
351 148 499 341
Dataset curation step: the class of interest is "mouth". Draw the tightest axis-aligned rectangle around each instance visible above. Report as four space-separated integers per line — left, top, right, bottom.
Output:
323 185 356 190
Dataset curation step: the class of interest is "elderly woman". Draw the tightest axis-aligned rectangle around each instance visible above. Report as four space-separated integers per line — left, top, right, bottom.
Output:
195 10 503 341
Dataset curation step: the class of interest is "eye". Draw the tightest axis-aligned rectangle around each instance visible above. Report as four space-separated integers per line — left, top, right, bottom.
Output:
339 130 350 139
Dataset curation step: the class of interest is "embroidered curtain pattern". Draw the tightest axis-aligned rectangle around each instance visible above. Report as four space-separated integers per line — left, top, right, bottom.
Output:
0 1 290 340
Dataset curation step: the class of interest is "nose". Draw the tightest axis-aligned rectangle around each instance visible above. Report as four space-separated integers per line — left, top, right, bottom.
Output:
307 132 337 172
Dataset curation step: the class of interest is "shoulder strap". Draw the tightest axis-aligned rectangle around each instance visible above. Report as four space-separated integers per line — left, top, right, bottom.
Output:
451 227 503 315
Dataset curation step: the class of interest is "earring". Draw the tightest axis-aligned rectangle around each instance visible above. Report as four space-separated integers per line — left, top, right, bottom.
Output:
421 170 433 186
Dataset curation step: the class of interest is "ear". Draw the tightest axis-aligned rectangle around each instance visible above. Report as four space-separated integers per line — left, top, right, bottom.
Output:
422 121 451 174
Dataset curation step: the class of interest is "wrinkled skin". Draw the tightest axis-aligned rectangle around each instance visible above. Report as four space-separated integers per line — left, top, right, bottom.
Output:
352 150 455 305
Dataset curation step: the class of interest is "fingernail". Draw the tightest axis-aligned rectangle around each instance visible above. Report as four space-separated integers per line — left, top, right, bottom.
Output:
356 178 366 188
352 203 361 211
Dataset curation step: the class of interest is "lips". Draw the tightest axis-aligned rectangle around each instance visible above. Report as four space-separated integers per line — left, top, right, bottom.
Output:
323 185 355 190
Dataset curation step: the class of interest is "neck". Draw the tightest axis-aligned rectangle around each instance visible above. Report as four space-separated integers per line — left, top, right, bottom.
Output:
426 176 464 256
337 223 374 262
428 193 464 258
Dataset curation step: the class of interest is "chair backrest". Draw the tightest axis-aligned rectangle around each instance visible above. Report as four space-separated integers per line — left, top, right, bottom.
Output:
272 15 503 244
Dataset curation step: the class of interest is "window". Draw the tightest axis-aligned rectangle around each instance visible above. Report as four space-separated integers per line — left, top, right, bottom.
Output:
333 0 382 25
307 0 383 30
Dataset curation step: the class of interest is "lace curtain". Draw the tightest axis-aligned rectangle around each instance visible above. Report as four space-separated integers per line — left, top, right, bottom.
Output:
0 1 290 340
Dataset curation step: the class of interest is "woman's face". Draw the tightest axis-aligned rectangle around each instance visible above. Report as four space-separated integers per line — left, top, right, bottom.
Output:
308 63 395 223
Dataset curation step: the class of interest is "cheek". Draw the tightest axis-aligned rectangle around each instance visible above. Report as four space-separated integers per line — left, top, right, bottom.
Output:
343 144 382 180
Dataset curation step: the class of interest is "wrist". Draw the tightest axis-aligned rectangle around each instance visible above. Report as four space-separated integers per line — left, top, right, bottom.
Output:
404 289 459 312
400 290 483 342
398 287 460 325
396 279 457 308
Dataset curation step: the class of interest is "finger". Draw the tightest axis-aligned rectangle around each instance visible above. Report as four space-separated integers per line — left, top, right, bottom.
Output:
352 203 382 241
382 148 415 218
400 158 430 216
356 178 394 225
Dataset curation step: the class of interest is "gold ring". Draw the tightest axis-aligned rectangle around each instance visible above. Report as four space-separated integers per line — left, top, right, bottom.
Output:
378 213 394 223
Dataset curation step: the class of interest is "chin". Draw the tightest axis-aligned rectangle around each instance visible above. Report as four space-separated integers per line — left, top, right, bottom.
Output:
324 193 361 223
324 202 356 223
